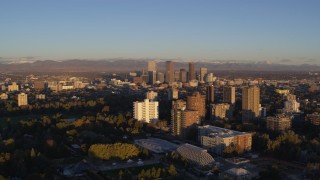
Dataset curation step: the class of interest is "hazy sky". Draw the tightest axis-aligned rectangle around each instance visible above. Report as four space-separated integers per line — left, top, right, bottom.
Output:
1 0 319 64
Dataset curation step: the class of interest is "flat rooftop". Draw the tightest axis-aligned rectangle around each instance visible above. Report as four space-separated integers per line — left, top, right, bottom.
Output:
134 138 179 153
199 125 250 138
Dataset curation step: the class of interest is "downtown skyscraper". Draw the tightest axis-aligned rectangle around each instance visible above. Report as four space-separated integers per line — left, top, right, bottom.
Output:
165 61 174 83
188 62 196 81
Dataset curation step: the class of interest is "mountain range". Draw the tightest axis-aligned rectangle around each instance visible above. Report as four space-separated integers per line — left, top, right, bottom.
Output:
0 59 319 72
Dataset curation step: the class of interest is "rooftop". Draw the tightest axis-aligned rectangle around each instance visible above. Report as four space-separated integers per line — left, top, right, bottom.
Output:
176 143 215 166
224 168 251 176
134 138 179 153
199 125 250 138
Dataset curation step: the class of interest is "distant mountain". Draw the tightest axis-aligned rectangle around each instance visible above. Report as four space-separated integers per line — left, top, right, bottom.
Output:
0 59 319 72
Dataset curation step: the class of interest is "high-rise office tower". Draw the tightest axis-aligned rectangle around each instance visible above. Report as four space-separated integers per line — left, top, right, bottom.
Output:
133 99 159 123
187 92 206 120
157 72 164 83
200 67 207 82
147 61 157 71
174 71 180 82
165 61 174 83
148 71 157 84
18 93 28 106
242 86 260 122
179 69 187 83
188 62 196 81
205 73 216 83
223 86 236 104
141 74 149 83
206 85 214 104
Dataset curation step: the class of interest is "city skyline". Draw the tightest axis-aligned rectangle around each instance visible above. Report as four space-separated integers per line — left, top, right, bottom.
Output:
1 0 320 65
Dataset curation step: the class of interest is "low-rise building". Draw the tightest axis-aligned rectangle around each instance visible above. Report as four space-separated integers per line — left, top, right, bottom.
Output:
219 168 252 180
0 93 8 100
198 125 252 155
266 114 292 131
8 82 19 92
146 91 158 101
306 112 320 126
176 143 215 167
134 138 179 154
36 94 46 100
210 103 233 120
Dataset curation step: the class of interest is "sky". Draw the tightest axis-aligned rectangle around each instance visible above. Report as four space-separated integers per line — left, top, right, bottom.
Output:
0 0 320 64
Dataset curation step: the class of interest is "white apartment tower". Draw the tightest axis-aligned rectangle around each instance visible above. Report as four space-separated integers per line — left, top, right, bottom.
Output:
133 99 159 123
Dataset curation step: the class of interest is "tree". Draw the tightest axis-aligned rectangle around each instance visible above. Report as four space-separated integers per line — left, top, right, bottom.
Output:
118 170 124 180
155 168 161 178
30 148 36 158
168 164 177 176
88 143 141 160
252 133 270 152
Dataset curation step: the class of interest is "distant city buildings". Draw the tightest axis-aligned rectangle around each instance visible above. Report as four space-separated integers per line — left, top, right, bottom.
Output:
18 93 28 106
146 91 158 101
0 93 8 100
147 61 156 72
148 71 157 84
179 69 187 83
8 82 19 92
34 81 45 90
200 67 207 83
157 72 165 83
165 61 174 83
205 73 216 83
133 99 159 123
168 88 178 100
36 94 46 100
188 62 196 81
198 125 252 156
275 89 290 95
174 71 180 82
206 85 214 104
